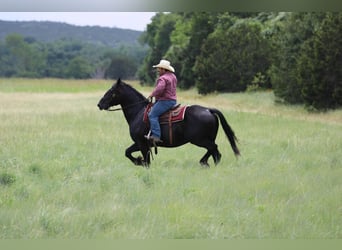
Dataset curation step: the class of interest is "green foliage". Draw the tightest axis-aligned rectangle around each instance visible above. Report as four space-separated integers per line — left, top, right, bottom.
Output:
178 13 219 89
65 56 93 79
298 12 342 110
2 34 46 77
105 55 137 79
163 13 224 89
138 13 178 85
246 73 270 92
0 34 147 79
44 39 90 78
164 13 193 88
270 12 342 110
194 20 273 94
269 13 325 104
0 21 147 80
139 12 341 110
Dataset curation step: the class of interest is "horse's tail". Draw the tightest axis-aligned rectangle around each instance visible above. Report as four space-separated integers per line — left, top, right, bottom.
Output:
209 108 240 156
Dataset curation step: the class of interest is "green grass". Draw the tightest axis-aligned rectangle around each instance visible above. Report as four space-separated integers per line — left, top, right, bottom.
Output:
0 79 341 238
0 78 115 93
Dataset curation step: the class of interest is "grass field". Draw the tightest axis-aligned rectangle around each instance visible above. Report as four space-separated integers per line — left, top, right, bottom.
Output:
0 78 341 239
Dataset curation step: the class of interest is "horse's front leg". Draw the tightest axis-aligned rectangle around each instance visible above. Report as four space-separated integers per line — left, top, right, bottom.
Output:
139 143 152 167
125 143 145 166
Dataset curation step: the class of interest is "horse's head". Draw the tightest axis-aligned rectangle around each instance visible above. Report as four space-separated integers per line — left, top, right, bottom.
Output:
97 78 123 110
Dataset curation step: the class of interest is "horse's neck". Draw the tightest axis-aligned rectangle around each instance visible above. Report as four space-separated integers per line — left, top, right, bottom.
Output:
121 95 145 124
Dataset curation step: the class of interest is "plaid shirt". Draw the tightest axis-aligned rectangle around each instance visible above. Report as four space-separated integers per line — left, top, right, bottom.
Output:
151 72 177 101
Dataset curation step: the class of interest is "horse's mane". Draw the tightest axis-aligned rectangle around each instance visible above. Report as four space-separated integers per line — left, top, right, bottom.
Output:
121 81 148 102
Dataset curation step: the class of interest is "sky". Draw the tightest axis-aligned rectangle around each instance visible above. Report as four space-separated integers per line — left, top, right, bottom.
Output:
0 12 156 31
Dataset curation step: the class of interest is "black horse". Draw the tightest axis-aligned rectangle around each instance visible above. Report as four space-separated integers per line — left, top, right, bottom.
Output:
97 78 240 167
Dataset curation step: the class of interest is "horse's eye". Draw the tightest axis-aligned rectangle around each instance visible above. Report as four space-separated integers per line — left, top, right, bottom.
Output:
112 93 116 98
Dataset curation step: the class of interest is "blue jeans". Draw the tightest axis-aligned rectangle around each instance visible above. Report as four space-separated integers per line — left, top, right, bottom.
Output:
148 100 176 138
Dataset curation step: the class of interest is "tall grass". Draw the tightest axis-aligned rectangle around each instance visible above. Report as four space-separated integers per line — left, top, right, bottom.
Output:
0 78 114 93
0 79 341 238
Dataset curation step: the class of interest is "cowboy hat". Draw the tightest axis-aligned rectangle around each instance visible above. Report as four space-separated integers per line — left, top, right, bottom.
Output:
152 59 175 73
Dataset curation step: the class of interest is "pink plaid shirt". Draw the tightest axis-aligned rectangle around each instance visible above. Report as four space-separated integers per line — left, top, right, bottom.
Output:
151 72 177 101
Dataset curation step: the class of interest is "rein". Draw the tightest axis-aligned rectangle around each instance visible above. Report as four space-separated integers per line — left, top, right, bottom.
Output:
106 100 148 112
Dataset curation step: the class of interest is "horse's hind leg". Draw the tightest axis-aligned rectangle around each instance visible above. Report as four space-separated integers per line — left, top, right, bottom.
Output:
200 151 211 167
202 147 221 166
194 140 221 166
212 149 222 165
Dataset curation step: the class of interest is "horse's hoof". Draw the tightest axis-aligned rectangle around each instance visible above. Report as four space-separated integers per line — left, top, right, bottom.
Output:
134 156 144 166
200 161 210 168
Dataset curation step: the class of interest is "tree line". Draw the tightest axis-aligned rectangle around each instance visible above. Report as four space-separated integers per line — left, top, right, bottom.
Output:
1 13 341 110
0 33 147 80
139 12 341 110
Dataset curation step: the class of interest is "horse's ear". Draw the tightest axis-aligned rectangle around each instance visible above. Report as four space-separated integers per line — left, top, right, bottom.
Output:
117 78 121 85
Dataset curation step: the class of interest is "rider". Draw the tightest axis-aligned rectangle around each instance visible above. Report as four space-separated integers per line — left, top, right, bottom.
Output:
145 59 177 143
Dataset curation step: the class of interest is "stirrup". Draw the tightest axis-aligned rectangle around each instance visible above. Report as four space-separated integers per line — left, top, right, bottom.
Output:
144 131 163 143
144 135 163 143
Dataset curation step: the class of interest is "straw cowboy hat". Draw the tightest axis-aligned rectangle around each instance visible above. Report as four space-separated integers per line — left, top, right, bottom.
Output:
152 59 175 73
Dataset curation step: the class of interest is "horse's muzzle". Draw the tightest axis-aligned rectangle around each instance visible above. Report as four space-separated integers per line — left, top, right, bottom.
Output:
97 103 104 110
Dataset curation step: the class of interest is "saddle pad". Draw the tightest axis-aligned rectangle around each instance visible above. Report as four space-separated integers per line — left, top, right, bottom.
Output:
159 105 187 124
143 104 187 124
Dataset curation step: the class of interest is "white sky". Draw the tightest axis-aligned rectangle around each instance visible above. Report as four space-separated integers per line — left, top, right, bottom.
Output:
0 12 156 31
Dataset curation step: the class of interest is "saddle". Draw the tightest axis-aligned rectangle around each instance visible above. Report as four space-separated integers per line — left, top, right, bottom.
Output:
143 103 188 144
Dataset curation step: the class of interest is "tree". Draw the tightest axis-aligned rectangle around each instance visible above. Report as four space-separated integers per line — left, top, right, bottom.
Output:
164 13 193 88
4 33 46 77
0 42 17 76
44 39 99 78
105 55 137 79
163 12 221 89
138 13 178 85
194 19 273 94
0 29 147 79
269 12 326 104
298 12 342 110
66 56 92 79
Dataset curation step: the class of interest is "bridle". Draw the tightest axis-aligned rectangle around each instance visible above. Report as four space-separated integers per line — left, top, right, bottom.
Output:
106 99 149 112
